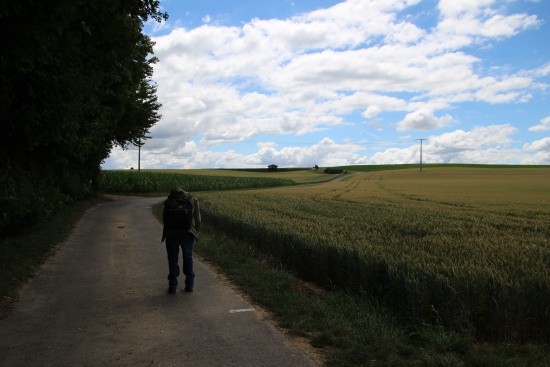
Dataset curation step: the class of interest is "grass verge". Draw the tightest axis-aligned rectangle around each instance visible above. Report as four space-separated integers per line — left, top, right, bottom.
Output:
0 195 109 319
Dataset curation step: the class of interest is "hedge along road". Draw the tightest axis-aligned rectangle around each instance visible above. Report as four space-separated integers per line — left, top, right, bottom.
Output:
0 196 319 367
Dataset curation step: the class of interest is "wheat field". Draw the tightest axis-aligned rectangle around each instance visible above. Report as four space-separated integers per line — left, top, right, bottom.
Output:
199 167 550 341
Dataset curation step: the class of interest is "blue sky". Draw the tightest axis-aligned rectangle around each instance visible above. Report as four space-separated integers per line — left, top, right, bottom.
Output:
103 0 550 169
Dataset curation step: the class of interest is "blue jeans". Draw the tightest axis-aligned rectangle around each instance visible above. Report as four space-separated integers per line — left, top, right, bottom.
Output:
165 232 195 289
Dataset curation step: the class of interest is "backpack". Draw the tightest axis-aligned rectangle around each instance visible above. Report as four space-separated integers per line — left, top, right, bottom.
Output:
165 194 194 230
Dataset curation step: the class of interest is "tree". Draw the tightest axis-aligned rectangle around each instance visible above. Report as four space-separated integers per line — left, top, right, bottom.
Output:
268 164 278 171
0 0 167 236
324 167 344 174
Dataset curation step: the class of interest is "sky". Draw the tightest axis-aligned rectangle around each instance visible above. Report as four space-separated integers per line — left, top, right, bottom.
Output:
102 0 550 169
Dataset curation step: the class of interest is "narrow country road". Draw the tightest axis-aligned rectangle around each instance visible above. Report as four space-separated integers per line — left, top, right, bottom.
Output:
0 196 318 367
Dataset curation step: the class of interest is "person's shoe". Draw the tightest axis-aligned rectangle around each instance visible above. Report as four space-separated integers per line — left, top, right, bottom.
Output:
184 286 193 293
168 287 177 294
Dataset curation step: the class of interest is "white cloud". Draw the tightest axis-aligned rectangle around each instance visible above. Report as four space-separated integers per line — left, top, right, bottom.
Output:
102 0 548 169
251 137 365 167
103 123 550 169
359 124 530 165
429 124 517 150
104 138 366 169
318 92 408 116
437 0 495 18
364 105 382 118
437 0 540 38
531 62 550 77
150 1 541 140
397 108 453 131
418 124 524 163
474 76 534 103
522 137 550 164
528 116 550 132
369 146 418 165
524 137 550 152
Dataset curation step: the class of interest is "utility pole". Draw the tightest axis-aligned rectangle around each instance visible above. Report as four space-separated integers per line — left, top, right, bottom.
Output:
415 139 427 172
137 139 145 172
135 135 151 173
138 139 141 172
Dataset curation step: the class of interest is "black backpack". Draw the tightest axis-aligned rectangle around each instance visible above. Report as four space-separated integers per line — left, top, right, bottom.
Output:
165 194 194 230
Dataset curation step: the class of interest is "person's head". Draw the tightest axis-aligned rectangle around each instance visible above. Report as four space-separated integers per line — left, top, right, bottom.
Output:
170 187 185 198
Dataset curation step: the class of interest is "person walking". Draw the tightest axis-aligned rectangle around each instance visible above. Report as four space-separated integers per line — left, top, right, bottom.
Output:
161 188 201 294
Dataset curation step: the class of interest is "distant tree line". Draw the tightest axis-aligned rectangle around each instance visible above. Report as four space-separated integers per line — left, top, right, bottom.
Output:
0 0 167 236
324 167 345 174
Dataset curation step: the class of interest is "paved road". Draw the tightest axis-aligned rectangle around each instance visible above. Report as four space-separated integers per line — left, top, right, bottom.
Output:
0 196 318 367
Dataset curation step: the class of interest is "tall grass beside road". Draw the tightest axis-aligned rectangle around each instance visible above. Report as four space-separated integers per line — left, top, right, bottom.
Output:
99 170 295 193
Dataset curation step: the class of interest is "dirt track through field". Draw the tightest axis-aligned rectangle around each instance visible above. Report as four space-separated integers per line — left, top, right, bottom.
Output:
0 196 319 367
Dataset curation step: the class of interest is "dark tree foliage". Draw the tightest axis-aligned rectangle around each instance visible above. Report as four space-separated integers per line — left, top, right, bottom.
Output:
0 0 167 236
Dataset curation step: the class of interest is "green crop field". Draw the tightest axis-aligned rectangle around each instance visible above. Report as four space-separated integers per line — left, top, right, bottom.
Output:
138 167 338 184
198 167 550 342
99 170 296 193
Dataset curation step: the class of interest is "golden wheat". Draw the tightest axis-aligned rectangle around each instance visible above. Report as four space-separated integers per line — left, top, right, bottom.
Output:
199 168 550 341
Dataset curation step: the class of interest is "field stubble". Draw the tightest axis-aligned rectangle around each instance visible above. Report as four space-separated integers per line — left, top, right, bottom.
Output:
199 168 550 342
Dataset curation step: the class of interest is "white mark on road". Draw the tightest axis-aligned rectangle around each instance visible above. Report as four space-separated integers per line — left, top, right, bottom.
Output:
229 308 255 314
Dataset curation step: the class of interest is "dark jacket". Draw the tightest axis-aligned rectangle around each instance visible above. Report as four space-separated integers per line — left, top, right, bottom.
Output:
162 190 201 242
